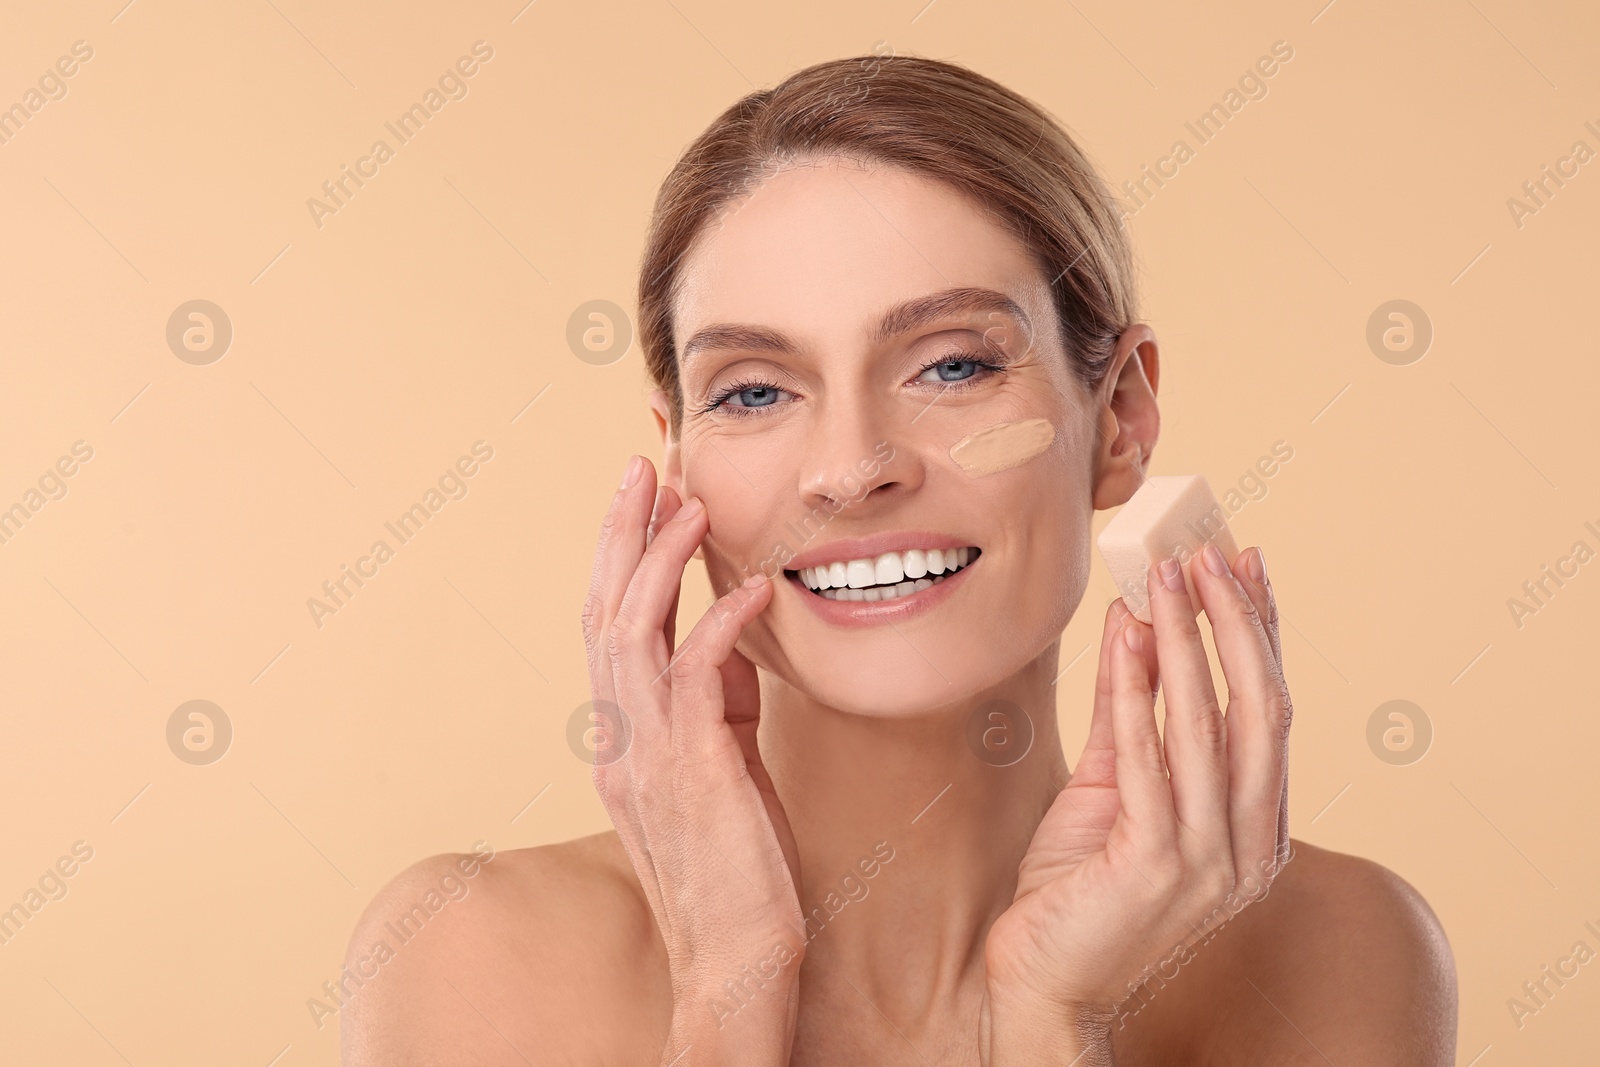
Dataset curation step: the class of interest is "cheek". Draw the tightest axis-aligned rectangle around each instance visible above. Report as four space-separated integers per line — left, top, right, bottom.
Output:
948 418 1056 475
685 449 788 589
981 433 1092 610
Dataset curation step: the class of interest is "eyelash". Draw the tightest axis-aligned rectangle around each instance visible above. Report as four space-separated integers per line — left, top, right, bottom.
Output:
701 352 1007 417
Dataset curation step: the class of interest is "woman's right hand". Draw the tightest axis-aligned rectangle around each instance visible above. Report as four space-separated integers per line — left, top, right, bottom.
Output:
582 455 805 1066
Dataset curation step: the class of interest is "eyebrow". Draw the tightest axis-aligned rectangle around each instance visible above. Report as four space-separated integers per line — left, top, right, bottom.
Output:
678 286 1032 364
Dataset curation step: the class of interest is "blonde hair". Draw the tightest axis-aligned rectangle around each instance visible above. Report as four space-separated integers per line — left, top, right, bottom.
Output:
638 52 1138 432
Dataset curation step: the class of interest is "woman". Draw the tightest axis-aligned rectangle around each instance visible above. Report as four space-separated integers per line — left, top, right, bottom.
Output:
344 54 1457 1064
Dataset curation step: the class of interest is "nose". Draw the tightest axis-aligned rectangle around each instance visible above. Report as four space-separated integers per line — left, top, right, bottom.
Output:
796 394 918 513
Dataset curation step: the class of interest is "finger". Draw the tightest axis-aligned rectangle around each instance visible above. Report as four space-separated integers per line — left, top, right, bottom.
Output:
648 486 684 648
663 581 683 656
1145 556 1229 845
610 496 709 700
646 484 681 547
720 644 803 883
721 644 764 739
1108 615 1178 849
721 645 771 807
1234 546 1279 668
1232 546 1289 870
1273 777 1290 880
1137 609 1159 696
1073 598 1132 788
582 456 656 700
1192 543 1288 888
667 573 775 735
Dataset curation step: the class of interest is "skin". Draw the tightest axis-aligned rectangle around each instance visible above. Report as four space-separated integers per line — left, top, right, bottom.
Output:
341 158 1458 1065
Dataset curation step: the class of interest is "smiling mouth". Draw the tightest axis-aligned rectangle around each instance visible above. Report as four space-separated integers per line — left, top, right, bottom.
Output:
785 547 981 602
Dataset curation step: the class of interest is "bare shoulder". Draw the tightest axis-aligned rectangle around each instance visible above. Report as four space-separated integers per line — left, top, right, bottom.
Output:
339 832 671 1066
1207 839 1458 1063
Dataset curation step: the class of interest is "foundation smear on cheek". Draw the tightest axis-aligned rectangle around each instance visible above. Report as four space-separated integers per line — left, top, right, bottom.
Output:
949 418 1056 475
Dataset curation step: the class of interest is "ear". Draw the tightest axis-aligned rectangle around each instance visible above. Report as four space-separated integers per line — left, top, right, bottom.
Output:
647 389 703 559
647 389 684 483
1091 323 1161 511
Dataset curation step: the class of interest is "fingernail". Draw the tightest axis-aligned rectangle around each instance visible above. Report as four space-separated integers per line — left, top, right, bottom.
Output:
1158 556 1184 593
1123 623 1143 653
620 455 644 490
1203 542 1228 578
1247 547 1268 586
744 572 766 589
671 497 705 522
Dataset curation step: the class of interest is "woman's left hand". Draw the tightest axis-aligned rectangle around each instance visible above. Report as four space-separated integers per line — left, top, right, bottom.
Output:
980 543 1291 1064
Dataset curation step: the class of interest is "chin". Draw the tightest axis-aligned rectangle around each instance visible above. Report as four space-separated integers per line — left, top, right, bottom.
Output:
759 633 1049 719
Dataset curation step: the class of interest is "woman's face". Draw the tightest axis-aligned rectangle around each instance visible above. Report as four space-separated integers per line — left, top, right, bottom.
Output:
662 157 1112 717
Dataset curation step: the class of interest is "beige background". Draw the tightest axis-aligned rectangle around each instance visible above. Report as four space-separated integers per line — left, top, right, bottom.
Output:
2 0 1596 1062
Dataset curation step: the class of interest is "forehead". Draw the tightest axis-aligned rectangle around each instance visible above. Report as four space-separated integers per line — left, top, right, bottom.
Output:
672 159 1052 351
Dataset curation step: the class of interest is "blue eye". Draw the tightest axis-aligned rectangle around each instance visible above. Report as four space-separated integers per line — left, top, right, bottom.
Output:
920 359 981 383
733 386 781 407
704 380 796 415
915 352 1005 386
702 350 1003 418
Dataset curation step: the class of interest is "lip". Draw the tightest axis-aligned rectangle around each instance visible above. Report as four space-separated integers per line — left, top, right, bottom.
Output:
783 551 978 628
782 532 979 571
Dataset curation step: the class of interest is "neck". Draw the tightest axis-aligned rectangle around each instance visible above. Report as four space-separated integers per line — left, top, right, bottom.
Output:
760 642 1070 1023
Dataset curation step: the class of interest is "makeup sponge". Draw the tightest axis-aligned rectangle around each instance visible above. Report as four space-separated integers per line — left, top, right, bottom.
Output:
1097 475 1240 623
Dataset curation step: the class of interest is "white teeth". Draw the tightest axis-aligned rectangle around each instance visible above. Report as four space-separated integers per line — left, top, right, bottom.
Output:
802 545 981 602
875 552 904 585
796 546 979 590
820 573 952 599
